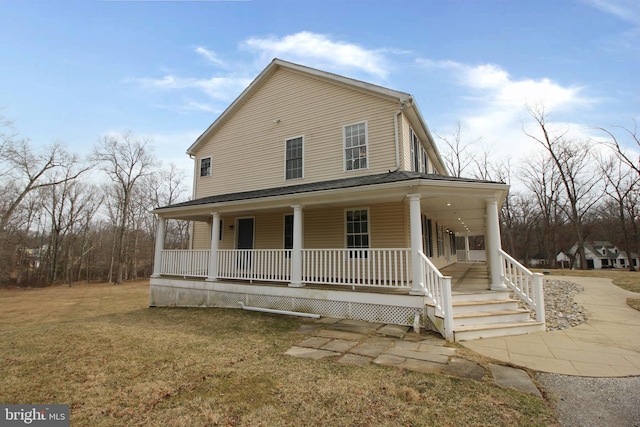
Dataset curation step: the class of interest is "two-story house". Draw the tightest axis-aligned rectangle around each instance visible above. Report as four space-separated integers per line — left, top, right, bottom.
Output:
557 241 639 269
150 59 545 341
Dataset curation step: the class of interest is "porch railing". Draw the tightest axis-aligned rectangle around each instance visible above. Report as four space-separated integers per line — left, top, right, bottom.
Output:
161 249 210 277
302 249 412 288
218 249 291 282
499 249 546 323
158 248 416 290
456 250 487 262
418 251 453 340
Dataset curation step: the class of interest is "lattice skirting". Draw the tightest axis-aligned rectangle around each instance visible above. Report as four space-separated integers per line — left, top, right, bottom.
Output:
149 282 435 330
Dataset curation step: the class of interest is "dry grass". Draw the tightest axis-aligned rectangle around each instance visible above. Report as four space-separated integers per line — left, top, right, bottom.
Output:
0 281 558 426
627 298 640 311
532 268 640 293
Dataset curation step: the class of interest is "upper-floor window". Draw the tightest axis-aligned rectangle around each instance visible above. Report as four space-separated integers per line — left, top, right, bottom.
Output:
344 122 368 171
285 136 303 180
410 129 428 173
200 157 211 177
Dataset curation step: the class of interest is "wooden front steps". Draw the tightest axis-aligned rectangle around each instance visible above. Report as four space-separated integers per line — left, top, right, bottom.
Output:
450 291 545 341
437 263 545 341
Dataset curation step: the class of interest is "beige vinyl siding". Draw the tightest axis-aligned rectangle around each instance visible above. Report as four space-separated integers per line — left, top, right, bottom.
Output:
194 68 399 199
399 112 441 174
193 222 210 250
192 202 410 251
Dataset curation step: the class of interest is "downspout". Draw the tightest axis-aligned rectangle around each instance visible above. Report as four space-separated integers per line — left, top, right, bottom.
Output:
391 99 412 172
189 153 196 250
238 302 321 319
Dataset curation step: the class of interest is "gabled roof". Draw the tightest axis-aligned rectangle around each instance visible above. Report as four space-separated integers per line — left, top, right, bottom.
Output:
186 58 447 173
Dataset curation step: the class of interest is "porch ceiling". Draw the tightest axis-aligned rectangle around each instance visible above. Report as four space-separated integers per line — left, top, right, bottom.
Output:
155 171 507 235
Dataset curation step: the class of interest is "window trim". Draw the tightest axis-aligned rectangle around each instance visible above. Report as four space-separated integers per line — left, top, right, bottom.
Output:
199 156 212 177
284 135 304 181
410 128 430 173
343 121 369 172
345 208 370 257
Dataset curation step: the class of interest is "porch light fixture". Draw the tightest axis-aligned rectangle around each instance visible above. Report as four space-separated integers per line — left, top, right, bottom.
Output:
446 203 451 206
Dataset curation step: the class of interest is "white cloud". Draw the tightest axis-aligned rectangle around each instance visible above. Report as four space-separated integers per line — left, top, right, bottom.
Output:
420 59 589 112
195 47 226 67
243 31 389 79
138 74 252 102
583 0 640 24
418 58 599 186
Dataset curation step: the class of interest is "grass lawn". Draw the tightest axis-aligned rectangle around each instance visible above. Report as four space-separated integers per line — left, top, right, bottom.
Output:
0 281 558 426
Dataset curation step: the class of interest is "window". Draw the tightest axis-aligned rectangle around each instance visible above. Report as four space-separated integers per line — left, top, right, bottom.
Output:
422 216 433 257
200 157 211 177
410 129 429 173
344 122 367 171
284 215 293 251
436 223 444 257
219 220 224 241
285 137 303 180
422 149 429 173
411 129 420 172
346 209 369 256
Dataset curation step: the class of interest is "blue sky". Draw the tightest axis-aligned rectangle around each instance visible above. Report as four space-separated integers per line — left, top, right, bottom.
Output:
1 0 638 186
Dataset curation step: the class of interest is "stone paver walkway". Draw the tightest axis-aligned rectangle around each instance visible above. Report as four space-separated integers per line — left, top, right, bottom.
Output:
462 275 640 377
285 317 542 396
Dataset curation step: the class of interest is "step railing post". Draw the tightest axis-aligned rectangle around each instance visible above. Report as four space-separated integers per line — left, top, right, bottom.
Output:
442 276 454 341
532 273 545 323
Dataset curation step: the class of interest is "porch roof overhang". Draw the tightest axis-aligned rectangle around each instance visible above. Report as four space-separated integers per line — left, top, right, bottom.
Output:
154 171 508 235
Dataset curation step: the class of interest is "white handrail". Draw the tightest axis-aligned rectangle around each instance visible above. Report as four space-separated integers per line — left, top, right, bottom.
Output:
218 249 291 281
302 248 411 288
499 249 545 323
160 249 210 277
418 251 453 341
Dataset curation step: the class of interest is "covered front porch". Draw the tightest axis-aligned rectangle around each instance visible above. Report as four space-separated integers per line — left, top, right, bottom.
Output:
150 172 545 340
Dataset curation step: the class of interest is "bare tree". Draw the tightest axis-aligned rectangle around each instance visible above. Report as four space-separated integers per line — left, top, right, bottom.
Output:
435 121 479 177
520 152 566 267
0 117 90 281
596 119 640 177
598 153 639 271
93 132 155 284
524 105 602 270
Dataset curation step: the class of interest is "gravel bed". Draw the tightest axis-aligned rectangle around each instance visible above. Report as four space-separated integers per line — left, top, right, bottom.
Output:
542 279 587 331
512 279 587 331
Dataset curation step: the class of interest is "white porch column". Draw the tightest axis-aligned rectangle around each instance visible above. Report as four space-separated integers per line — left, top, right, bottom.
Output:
486 200 507 290
289 205 304 287
206 212 220 282
464 234 470 261
408 194 426 295
151 217 166 277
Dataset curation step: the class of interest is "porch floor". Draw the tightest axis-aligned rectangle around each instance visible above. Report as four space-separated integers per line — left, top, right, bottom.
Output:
160 276 413 295
440 262 491 293
160 261 491 296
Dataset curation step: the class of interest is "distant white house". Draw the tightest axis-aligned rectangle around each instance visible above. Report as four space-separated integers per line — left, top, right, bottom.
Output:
557 241 639 269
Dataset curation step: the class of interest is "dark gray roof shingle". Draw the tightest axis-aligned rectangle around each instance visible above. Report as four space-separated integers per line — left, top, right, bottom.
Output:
156 171 502 211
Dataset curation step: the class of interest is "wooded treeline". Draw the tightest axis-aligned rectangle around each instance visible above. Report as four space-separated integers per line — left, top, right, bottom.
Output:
439 108 640 271
1 107 638 287
1 117 190 286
